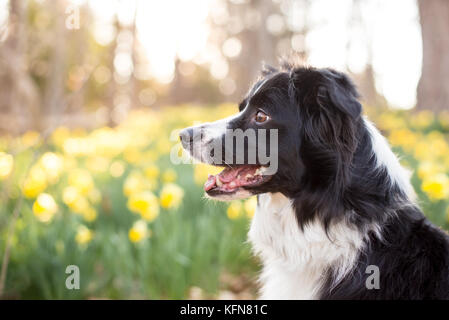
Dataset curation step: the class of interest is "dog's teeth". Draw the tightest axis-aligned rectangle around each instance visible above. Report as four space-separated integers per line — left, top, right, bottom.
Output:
216 176 223 187
229 181 236 188
245 174 252 179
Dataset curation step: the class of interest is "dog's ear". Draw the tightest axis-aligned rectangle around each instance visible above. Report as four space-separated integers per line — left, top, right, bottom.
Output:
290 68 362 230
290 68 361 157
323 68 362 119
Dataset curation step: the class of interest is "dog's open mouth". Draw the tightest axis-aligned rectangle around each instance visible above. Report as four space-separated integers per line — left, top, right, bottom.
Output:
204 165 272 195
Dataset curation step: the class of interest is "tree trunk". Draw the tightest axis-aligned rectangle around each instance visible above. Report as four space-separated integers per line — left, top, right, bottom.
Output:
44 0 67 120
0 0 41 133
417 0 449 112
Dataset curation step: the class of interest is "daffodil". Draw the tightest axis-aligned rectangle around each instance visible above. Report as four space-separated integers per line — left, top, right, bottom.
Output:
417 161 444 180
82 206 98 222
23 166 47 198
388 129 417 152
123 147 142 164
123 171 157 196
194 164 222 186
33 193 58 223
244 197 258 218
127 191 160 222
21 130 40 147
421 174 449 201
68 169 94 195
227 201 242 220
128 220 150 243
70 196 90 215
88 187 102 204
39 152 63 183
410 110 434 129
51 126 70 148
144 164 160 180
109 160 125 177
162 168 177 183
62 186 81 206
0 152 13 180
159 183 184 209
75 225 94 245
86 156 110 173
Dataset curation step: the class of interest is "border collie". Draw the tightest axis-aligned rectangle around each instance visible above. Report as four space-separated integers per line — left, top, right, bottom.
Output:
179 63 449 299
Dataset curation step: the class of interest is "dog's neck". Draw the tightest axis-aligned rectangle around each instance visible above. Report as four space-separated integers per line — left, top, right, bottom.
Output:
248 192 365 299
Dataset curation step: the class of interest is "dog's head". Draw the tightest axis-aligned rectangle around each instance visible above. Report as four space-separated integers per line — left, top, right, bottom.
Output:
180 64 362 203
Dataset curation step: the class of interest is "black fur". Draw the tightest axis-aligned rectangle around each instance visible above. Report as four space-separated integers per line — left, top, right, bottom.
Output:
232 64 449 299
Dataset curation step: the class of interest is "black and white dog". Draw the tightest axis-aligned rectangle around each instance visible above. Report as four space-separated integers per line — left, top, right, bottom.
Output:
179 63 449 299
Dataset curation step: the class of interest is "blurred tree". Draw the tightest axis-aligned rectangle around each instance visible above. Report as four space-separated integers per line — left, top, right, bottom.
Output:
347 0 387 108
417 0 449 112
43 0 66 121
0 0 40 133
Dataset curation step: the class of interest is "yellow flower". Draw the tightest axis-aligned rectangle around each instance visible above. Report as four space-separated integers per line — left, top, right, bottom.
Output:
227 201 242 220
421 174 449 201
51 126 70 148
68 169 94 195
244 197 258 218
194 164 222 186
88 187 102 204
23 166 47 198
123 171 157 196
144 164 160 180
39 152 63 183
388 129 417 152
0 152 13 180
82 206 97 222
417 161 444 180
414 141 433 161
62 186 81 206
128 220 150 243
33 193 58 223
410 110 434 129
439 111 449 130
75 225 93 245
109 160 125 177
124 173 142 196
123 147 142 164
127 191 160 222
162 168 177 183
86 156 110 173
21 130 40 147
160 183 184 209
71 196 90 215
376 113 406 131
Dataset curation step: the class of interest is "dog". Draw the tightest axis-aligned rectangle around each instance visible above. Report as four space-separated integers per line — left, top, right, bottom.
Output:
179 63 449 299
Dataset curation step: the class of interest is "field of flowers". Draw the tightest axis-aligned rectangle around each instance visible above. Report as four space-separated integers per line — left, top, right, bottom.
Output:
0 104 448 299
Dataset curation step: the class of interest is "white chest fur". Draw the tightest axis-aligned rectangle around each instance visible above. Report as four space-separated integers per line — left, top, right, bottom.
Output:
248 193 364 299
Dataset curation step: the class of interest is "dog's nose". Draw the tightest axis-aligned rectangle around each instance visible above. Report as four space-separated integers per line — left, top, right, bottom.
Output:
179 127 194 147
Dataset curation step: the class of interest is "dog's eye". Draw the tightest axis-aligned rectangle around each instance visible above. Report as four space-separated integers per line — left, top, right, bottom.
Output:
255 111 269 123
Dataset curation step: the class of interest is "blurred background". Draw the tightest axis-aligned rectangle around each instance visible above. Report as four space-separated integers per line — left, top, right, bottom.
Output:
0 0 448 299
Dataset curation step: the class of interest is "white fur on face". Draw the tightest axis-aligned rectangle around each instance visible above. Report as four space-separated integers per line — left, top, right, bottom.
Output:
248 193 365 300
364 118 416 201
188 112 242 165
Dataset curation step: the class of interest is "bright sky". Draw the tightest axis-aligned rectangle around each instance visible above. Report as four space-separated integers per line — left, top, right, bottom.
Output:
305 0 421 109
1 0 422 109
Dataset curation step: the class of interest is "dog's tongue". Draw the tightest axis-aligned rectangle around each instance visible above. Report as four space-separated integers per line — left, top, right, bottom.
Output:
203 165 261 192
204 175 216 191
